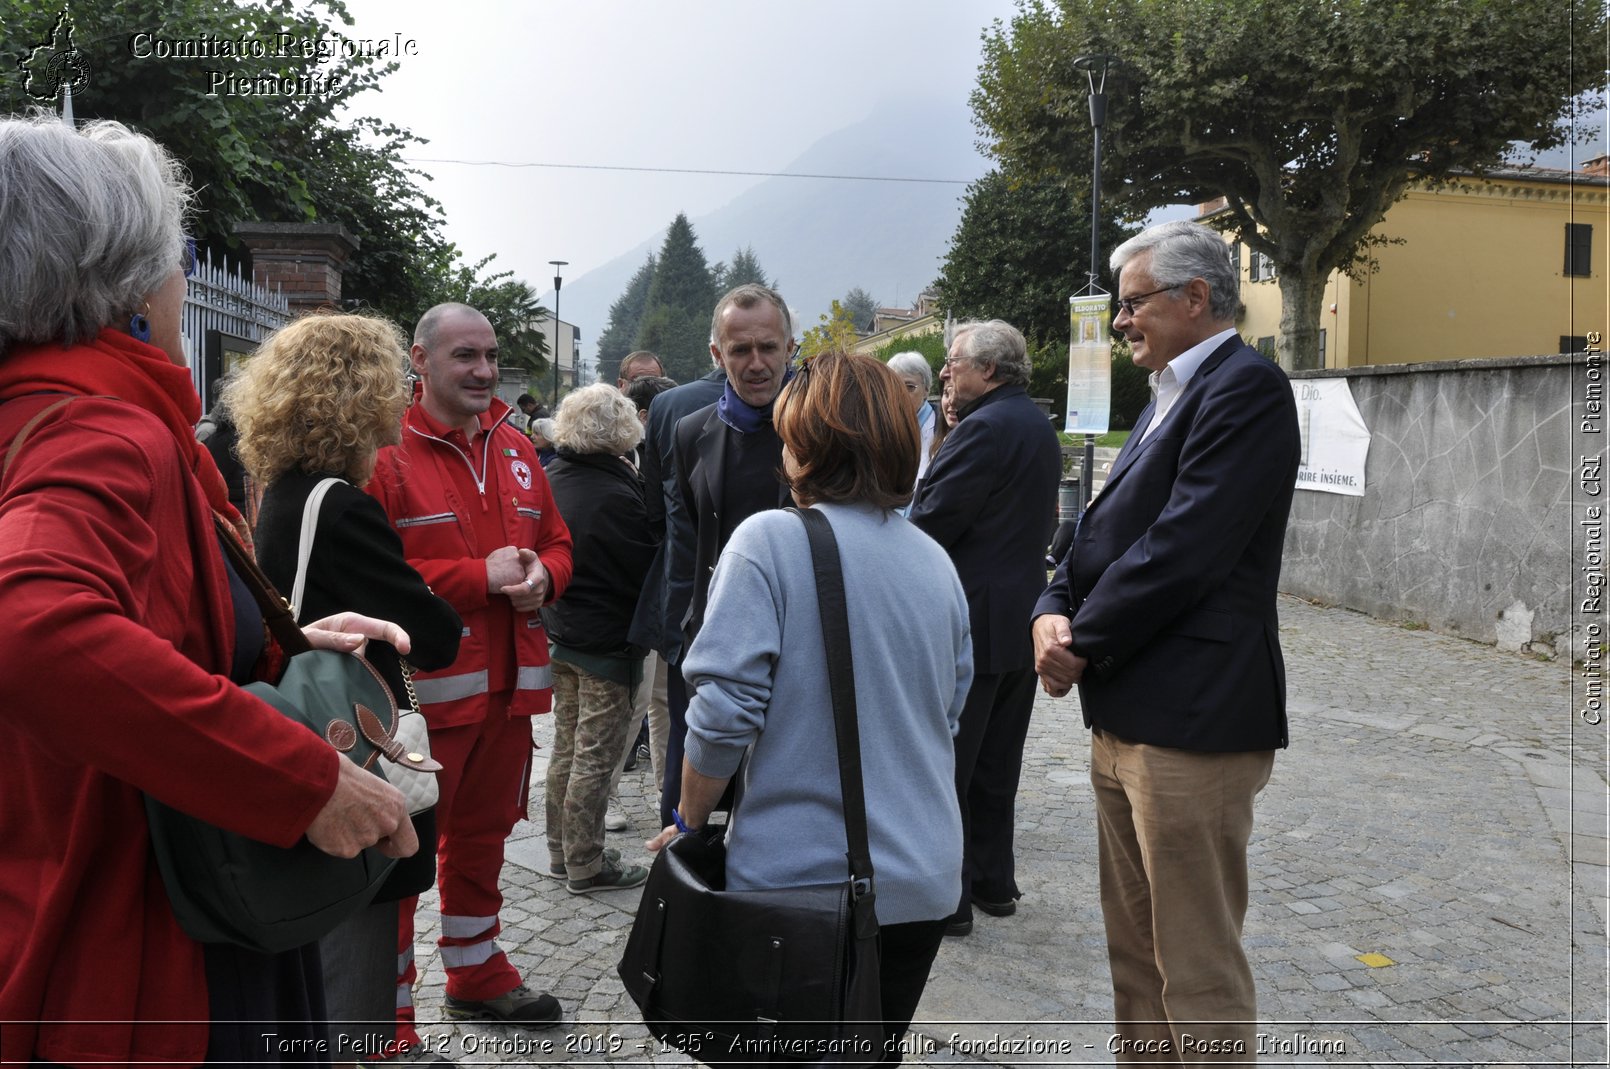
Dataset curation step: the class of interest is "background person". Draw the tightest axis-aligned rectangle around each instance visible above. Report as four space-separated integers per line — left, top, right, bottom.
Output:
539 383 656 892
658 284 798 828
909 320 1062 937
651 351 972 1067
0 113 415 1068
228 312 464 1065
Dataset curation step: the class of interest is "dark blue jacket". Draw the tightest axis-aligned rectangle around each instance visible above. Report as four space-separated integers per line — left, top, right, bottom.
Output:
911 384 1062 676
1034 338 1300 752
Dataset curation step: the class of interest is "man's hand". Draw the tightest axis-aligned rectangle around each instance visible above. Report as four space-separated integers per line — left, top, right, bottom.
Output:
1032 613 1086 698
305 758 418 859
485 545 525 592
303 612 412 657
500 548 549 611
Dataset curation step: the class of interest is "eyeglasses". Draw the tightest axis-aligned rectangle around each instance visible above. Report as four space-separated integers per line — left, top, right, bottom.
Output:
182 236 198 278
1115 284 1180 316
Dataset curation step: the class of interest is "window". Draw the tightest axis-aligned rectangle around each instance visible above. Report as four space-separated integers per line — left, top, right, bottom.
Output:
1561 335 1590 354
1565 224 1593 277
1249 251 1277 282
1317 328 1327 367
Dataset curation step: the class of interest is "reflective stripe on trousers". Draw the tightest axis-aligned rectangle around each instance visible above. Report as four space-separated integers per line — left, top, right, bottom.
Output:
412 665 552 704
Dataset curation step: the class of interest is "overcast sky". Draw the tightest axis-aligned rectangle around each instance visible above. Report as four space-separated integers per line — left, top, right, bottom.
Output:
336 0 1023 298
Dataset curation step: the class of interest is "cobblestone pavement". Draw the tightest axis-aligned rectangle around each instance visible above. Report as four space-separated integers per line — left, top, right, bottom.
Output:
402 596 1607 1067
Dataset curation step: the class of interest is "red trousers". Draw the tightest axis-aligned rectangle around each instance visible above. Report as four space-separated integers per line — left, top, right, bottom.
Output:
395 693 535 1043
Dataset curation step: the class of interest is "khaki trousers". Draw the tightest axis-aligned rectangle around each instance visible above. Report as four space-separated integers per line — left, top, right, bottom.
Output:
1090 728 1274 1066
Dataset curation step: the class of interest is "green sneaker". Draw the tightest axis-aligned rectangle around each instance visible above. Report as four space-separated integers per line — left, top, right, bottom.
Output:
566 860 649 895
541 846 620 880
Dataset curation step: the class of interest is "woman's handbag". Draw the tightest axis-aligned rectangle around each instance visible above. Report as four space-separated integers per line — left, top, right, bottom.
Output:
617 507 885 1067
293 477 439 815
142 516 441 954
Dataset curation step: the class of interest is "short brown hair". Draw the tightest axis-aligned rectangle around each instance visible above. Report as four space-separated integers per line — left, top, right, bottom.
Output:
773 351 918 509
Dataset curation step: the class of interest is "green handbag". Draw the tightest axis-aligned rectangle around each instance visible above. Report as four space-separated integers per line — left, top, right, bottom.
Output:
141 518 438 954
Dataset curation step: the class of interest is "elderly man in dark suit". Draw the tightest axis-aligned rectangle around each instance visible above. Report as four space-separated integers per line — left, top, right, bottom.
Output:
909 319 1062 937
655 284 796 826
1033 219 1300 1063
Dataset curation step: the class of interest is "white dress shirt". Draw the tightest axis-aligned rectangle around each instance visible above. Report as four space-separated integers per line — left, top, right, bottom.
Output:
1136 328 1238 444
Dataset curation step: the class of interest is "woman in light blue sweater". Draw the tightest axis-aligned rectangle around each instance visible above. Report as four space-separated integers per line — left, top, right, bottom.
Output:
651 351 974 1065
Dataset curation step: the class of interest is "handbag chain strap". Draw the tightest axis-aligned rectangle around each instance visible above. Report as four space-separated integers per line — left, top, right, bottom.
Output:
399 659 422 715
792 507 878 918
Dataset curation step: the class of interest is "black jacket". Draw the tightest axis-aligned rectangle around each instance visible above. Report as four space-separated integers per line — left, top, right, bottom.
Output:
910 384 1062 675
254 470 463 898
540 450 657 657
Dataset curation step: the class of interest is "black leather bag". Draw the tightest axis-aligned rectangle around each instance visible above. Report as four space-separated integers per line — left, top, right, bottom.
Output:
143 519 440 954
618 508 884 1067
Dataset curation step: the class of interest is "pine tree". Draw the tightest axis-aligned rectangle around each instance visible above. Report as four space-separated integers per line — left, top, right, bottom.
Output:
595 252 657 386
714 246 774 292
840 287 879 332
634 214 719 383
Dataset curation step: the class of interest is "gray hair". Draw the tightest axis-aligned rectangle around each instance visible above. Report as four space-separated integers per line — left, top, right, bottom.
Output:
1110 219 1240 321
886 350 932 392
531 417 558 442
951 319 1030 387
0 114 194 353
413 302 488 351
553 383 642 456
709 283 793 348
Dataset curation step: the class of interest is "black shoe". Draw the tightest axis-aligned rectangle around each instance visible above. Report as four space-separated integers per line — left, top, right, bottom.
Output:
944 914 973 937
443 983 562 1026
972 894 1017 917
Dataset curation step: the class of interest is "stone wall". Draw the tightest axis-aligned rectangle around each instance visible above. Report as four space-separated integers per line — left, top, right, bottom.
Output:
1280 354 1594 658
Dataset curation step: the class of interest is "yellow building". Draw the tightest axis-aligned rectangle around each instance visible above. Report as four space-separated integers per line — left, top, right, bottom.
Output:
1214 163 1610 367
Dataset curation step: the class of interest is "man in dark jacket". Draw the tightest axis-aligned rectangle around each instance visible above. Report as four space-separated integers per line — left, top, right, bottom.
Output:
654 284 796 826
1033 220 1299 1060
909 319 1062 937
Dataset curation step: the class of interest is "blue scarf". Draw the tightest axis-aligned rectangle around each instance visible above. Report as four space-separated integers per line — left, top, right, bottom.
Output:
716 365 797 435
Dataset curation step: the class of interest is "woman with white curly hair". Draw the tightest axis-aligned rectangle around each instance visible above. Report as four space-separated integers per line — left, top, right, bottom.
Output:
538 384 658 893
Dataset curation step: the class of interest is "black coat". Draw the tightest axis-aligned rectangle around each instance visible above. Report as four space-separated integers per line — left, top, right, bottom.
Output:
910 384 1062 675
255 470 463 898
628 369 727 659
540 450 657 656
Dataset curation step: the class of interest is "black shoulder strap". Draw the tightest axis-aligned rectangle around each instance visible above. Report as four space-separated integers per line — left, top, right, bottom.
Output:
793 507 877 925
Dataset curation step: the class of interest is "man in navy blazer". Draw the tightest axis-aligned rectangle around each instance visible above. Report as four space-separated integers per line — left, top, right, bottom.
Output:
910 319 1062 936
1033 220 1300 1062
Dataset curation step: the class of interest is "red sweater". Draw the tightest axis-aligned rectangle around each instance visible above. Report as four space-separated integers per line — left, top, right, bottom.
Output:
0 392 341 1068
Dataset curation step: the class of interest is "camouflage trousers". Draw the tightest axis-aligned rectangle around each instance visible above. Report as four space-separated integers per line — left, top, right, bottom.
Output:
545 659 636 880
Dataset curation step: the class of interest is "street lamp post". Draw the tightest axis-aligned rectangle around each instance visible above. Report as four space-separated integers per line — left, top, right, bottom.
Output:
1072 53 1114 512
549 259 568 406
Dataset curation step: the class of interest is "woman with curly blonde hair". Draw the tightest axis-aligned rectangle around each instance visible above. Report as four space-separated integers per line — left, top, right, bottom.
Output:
228 312 463 1062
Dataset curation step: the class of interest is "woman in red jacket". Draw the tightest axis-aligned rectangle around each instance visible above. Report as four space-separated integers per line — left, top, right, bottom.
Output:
0 116 418 1067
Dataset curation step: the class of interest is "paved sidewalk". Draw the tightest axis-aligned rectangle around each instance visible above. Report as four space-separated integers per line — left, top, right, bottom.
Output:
403 596 1607 1066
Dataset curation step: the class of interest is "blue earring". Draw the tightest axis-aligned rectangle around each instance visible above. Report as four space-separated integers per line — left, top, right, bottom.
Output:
129 312 151 342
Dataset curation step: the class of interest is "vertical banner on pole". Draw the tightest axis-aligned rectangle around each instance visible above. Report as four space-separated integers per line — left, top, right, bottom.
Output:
1066 294 1113 434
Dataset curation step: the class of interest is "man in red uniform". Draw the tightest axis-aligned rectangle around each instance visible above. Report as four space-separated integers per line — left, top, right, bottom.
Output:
370 303 574 1040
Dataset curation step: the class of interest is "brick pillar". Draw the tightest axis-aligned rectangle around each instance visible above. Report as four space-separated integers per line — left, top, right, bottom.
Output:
233 222 360 315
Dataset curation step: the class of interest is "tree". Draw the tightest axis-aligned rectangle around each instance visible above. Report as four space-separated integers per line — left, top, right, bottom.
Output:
872 332 947 379
973 0 1608 370
937 170 1136 346
840 288 880 332
712 246 773 293
634 214 719 383
594 253 657 386
0 0 453 324
799 300 863 359
430 254 549 376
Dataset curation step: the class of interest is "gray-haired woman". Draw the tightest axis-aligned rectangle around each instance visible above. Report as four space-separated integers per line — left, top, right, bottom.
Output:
0 113 415 1067
539 384 658 893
